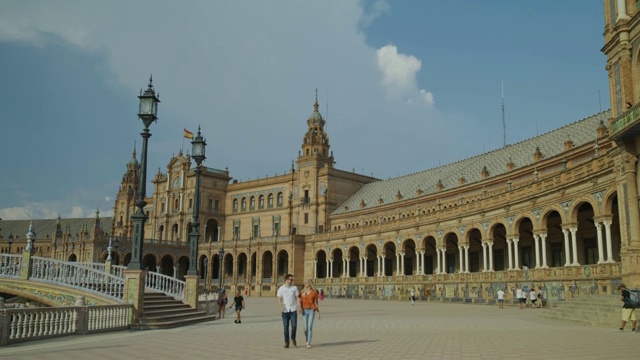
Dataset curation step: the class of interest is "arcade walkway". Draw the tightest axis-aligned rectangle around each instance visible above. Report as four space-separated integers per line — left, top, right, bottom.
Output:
1 297 637 359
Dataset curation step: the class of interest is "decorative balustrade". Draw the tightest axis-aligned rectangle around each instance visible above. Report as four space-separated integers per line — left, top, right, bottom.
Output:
0 254 22 278
29 257 124 301
144 271 185 301
0 304 132 346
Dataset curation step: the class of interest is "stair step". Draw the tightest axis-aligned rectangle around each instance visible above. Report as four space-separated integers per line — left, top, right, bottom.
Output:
132 314 217 330
143 308 200 317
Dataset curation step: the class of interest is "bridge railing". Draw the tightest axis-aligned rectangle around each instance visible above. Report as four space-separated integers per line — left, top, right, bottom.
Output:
0 298 132 346
30 257 124 302
72 262 127 279
0 255 22 278
144 271 185 301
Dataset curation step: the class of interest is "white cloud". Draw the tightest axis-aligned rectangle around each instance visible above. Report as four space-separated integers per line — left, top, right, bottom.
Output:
376 44 434 107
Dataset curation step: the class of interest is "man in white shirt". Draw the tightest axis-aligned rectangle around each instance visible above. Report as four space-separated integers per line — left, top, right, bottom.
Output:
277 274 301 348
497 289 505 309
516 287 524 309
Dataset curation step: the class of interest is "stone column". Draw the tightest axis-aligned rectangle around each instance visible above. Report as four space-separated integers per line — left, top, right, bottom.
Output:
563 229 571 266
441 249 447 274
604 219 615 263
488 241 494 271
345 258 350 278
482 243 487 272
435 248 441 274
464 246 470 273
313 260 317 279
616 0 630 21
513 237 520 270
533 234 541 268
173 266 178 279
183 275 199 309
363 256 367 277
506 239 513 270
400 252 405 276
540 233 549 268
570 227 579 266
596 221 605 264
458 247 464 274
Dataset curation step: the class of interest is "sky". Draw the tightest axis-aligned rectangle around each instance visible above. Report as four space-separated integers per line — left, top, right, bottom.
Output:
0 0 609 220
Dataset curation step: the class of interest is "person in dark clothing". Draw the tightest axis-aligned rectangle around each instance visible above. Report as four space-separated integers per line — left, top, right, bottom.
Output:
619 284 637 332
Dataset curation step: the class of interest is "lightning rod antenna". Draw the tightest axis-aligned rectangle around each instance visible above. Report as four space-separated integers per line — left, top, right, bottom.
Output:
502 81 506 148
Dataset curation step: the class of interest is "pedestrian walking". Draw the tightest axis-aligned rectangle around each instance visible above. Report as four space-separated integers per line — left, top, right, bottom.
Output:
410 289 415 305
516 286 525 309
300 279 320 349
529 288 537 309
497 288 505 309
618 284 637 332
217 289 228 319
229 289 245 324
277 274 301 348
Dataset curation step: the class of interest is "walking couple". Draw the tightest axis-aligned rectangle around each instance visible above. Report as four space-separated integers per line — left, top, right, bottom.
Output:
277 274 320 349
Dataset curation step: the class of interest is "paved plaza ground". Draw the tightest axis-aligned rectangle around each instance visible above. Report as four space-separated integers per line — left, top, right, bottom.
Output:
1 297 639 359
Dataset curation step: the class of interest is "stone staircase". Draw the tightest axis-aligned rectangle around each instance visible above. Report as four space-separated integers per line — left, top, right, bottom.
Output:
132 292 217 330
538 295 621 328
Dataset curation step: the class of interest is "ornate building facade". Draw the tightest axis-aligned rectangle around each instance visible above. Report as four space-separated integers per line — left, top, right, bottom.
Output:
2 1 640 301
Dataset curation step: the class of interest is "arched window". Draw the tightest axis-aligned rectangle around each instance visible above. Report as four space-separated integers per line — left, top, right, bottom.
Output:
277 192 284 207
233 199 238 212
268 194 274 207
259 195 264 208
250 196 256 209
241 197 247 211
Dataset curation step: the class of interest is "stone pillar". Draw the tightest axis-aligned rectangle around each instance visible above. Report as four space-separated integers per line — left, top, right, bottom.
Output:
441 249 447 274
458 247 464 274
482 243 487 272
513 237 520 270
616 0 630 21
123 269 147 322
506 239 513 270
313 260 317 279
488 241 494 271
19 250 33 280
435 248 441 274
400 252 405 276
464 246 470 273
173 266 178 279
540 233 549 268
604 219 615 263
596 221 605 264
562 229 571 266
395 253 401 276
183 275 199 309
570 227 579 266
533 235 541 268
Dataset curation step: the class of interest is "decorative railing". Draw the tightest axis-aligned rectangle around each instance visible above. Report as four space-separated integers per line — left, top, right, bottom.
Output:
72 262 126 279
611 102 640 136
0 303 132 346
29 257 124 301
144 271 185 301
0 254 22 278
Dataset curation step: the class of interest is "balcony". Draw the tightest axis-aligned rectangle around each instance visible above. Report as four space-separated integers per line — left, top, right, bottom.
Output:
611 102 640 141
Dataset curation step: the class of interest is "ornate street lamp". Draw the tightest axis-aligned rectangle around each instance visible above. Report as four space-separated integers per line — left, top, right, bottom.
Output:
129 76 160 270
187 127 206 276
7 232 13 254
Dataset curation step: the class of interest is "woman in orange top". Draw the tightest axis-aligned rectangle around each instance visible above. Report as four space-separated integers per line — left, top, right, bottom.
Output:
300 279 320 348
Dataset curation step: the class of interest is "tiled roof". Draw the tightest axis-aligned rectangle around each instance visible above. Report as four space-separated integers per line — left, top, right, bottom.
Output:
332 111 610 215
0 217 114 240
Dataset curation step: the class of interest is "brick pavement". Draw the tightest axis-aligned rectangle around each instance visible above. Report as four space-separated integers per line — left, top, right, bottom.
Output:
1 297 639 360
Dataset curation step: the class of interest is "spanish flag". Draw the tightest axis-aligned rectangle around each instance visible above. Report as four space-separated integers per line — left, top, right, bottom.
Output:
183 128 194 139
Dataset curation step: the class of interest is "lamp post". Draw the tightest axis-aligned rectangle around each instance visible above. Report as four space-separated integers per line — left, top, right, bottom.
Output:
218 226 224 292
187 127 206 276
129 76 160 270
7 232 13 254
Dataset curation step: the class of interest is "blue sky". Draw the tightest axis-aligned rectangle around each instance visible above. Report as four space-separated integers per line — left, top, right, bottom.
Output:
0 1 608 220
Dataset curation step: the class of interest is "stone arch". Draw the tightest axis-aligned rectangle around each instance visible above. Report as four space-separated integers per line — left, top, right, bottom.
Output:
603 188 619 217
422 235 437 274
569 197 599 223
402 238 417 275
237 252 248 281
541 205 567 226
443 232 460 273
543 209 564 268
489 222 508 271
205 218 220 242
276 249 289 279
316 249 327 278
575 202 598 265
177 256 189 281
142 253 157 272
515 216 535 269
68 253 77 262
331 248 344 278
347 245 360 277
466 228 483 272
159 254 174 277
171 223 179 241
199 254 208 280
223 253 234 280
364 244 378 277
382 241 397 276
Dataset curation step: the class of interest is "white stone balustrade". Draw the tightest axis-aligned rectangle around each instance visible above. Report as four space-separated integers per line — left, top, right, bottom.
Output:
0 254 21 277
29 257 125 301
145 271 186 301
0 304 132 346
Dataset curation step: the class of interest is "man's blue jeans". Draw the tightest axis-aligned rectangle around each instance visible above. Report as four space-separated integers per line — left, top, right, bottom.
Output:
281 311 297 344
302 309 316 344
